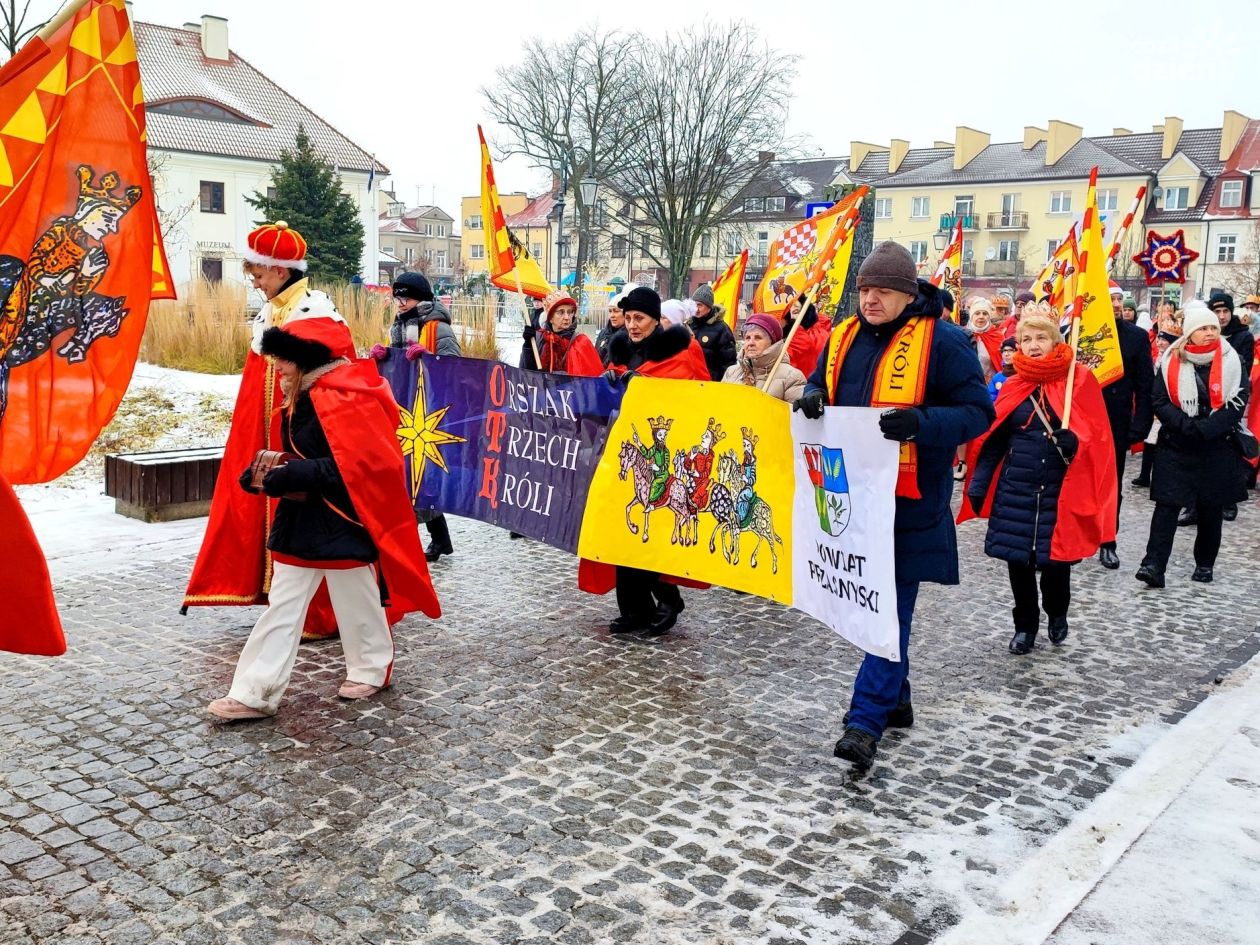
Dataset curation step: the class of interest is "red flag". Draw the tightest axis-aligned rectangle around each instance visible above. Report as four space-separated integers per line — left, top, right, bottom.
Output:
0 0 174 485
0 471 65 655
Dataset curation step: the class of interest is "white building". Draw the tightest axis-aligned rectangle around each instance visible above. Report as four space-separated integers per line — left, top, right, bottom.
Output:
134 14 387 292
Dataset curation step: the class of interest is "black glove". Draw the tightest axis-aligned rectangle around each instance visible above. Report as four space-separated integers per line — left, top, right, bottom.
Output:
1051 428 1079 463
878 407 920 442
522 324 537 341
238 468 260 494
966 492 985 516
261 459 317 497
793 390 825 419
601 368 619 384
619 369 639 386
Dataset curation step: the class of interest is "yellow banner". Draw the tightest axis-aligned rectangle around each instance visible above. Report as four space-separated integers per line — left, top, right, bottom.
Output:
1075 178 1124 387
577 377 793 601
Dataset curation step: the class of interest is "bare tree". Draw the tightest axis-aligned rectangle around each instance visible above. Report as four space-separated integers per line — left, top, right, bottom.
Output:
481 28 645 292
1 0 48 59
609 23 792 296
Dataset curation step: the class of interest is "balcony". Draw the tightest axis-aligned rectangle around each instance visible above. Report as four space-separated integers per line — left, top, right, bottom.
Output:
986 211 1029 230
960 259 976 277
939 213 980 232
982 259 1025 278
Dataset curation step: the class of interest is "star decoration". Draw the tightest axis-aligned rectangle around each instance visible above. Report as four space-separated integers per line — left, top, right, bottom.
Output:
1133 229 1199 285
396 373 466 500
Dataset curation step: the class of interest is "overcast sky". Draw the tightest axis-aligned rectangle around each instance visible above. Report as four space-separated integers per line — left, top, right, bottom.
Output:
128 0 1247 224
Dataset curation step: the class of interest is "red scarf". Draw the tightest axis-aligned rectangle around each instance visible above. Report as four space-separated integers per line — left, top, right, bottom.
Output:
973 326 1005 373
1167 342 1225 412
1012 342 1074 384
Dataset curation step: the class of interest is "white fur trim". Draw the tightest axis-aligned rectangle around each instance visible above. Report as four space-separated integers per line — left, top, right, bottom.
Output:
243 247 308 271
250 289 346 354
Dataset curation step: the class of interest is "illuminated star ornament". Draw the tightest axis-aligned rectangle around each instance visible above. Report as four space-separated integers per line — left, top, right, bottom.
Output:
395 373 466 500
1132 229 1199 285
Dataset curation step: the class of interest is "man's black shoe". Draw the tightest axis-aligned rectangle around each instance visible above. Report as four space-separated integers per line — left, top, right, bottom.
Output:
509 531 525 540
833 727 878 769
1048 615 1069 645
842 702 913 729
1177 509 1197 527
1191 565 1214 583
1098 547 1120 570
1130 476 1150 487
643 601 683 638
1223 504 1238 522
424 542 454 563
1008 630 1036 655
609 614 649 634
1135 564 1165 588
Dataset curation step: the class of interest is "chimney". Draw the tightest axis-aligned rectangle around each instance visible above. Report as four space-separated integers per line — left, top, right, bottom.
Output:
183 21 199 31
1022 126 1047 150
200 15 229 62
1045 119 1082 166
932 140 952 148
1161 116 1183 160
888 139 910 174
849 141 887 174
1112 127 1132 136
757 151 776 164
953 126 989 170
1219 109 1249 161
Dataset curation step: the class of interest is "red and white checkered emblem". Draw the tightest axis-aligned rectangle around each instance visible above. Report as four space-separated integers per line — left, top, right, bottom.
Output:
774 220 817 267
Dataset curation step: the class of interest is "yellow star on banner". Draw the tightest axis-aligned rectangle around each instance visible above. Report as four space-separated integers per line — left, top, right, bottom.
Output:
396 371 465 500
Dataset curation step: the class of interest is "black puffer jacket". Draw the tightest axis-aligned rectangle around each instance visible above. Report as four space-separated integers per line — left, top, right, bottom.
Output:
388 300 461 357
595 323 624 365
687 308 737 381
970 393 1072 566
1222 316 1256 377
249 382 378 564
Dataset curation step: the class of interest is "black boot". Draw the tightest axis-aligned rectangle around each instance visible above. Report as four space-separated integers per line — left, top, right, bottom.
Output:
1191 565 1214 583
843 702 913 729
610 613 650 634
1048 615 1069 645
1009 608 1037 655
1135 562 1165 588
1098 546 1120 570
643 598 685 638
424 515 454 562
833 727 878 769
1222 504 1238 522
1177 508 1197 527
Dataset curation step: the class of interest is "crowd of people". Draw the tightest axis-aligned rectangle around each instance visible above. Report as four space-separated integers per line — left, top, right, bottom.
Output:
197 223 1256 776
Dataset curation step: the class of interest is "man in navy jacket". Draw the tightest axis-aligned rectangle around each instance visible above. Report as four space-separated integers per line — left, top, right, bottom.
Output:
795 242 994 770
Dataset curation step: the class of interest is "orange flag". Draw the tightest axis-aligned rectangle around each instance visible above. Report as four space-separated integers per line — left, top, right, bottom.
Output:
930 216 963 321
0 0 174 485
1029 222 1079 315
478 125 552 300
753 187 866 316
713 248 748 332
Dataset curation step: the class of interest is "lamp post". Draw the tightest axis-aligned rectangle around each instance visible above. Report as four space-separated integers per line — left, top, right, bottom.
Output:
932 232 949 252
553 160 569 288
578 175 599 299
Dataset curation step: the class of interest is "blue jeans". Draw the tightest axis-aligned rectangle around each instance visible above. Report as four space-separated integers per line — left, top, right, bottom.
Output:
846 581 920 741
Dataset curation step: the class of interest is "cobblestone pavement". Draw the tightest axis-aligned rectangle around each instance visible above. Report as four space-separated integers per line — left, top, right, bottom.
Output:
2 485 1258 945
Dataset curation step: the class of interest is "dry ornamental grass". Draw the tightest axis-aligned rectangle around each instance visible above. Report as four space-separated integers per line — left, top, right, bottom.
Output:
141 280 251 374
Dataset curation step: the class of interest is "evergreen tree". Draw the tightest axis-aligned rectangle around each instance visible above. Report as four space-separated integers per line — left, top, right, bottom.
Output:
247 125 365 283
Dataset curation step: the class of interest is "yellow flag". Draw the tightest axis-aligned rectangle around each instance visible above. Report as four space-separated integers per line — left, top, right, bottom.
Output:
712 249 748 332
1072 170 1123 387
1029 223 1078 312
478 126 552 299
753 188 866 316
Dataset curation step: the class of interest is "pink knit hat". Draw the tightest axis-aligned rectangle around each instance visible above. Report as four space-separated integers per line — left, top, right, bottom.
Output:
743 313 783 344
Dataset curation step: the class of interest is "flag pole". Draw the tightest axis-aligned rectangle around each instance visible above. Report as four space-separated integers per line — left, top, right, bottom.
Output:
37 0 90 41
1062 167 1100 429
509 251 543 369
1105 186 1147 274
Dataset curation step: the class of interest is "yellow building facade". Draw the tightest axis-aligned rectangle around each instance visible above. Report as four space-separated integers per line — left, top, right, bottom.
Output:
459 192 529 275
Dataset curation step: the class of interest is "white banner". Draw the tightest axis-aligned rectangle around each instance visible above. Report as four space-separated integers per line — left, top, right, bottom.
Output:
790 407 900 660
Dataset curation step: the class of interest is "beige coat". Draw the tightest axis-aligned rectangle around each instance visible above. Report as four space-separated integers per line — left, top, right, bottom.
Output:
721 340 807 403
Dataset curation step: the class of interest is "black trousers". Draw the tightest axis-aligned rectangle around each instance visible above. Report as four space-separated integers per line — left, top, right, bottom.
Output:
1101 443 1127 551
1144 501 1224 571
1008 559 1072 627
425 514 452 549
1136 444 1157 485
615 566 682 619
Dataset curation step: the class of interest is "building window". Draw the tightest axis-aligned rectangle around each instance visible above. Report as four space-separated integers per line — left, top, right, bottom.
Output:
469 214 483 229
405 247 414 263
422 223 433 236
640 235 650 256
560 238 572 259
700 233 712 257
954 195 974 217
1217 234 1237 263
436 251 447 270
199 181 224 213
531 243 542 258
766 197 786 213
909 241 928 263
962 239 974 261
756 231 769 258
1096 188 1118 212
743 197 764 213
200 258 223 282
911 196 930 218
724 232 741 255
1046 239 1061 261
471 245 485 259
1049 191 1072 213
1163 187 1189 210
437 224 445 237
1220 180 1244 208
998 239 1020 261
266 186 277 201
874 197 892 219
612 235 627 258
150 99 254 124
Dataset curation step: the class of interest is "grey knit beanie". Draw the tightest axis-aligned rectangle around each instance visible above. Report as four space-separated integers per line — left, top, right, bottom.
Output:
691 284 715 309
857 241 919 295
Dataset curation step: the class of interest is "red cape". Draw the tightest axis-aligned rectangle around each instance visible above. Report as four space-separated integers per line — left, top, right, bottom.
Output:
958 366 1117 561
1248 359 1260 470
581 347 709 594
0 474 65 656
973 327 1004 375
311 361 441 621
565 333 604 377
787 315 832 376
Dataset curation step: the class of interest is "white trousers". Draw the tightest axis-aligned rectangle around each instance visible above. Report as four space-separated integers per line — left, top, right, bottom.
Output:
227 561 394 714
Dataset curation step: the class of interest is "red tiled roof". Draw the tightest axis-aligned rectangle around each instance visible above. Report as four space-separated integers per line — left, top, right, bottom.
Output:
135 21 387 174
1207 118 1260 218
506 192 557 228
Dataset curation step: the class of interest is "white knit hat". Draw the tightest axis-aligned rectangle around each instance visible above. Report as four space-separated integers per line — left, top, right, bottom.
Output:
660 299 689 327
1177 300 1217 347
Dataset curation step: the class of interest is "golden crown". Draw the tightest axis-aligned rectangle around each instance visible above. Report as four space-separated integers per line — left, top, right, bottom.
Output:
704 417 726 442
648 414 674 433
740 426 759 445
76 164 142 212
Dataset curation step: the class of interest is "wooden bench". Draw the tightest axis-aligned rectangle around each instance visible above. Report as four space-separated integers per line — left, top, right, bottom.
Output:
104 446 225 523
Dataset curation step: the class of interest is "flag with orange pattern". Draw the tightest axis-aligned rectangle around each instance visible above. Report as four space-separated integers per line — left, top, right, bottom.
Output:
478 125 552 300
0 0 174 485
713 249 747 332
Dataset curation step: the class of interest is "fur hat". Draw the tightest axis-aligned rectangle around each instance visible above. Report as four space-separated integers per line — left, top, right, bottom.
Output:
620 286 662 321
857 242 918 295
743 313 783 344
1178 300 1217 346
260 318 354 371
1208 291 1234 314
691 284 715 309
245 221 308 271
393 271 434 302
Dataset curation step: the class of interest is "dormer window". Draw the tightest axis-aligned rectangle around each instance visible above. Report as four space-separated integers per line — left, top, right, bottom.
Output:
1163 187 1189 211
149 98 259 125
1220 179 1243 209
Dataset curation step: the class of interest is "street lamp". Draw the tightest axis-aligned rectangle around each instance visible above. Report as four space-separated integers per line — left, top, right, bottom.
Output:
579 176 599 207
932 232 949 252
577 176 599 298
553 160 569 287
